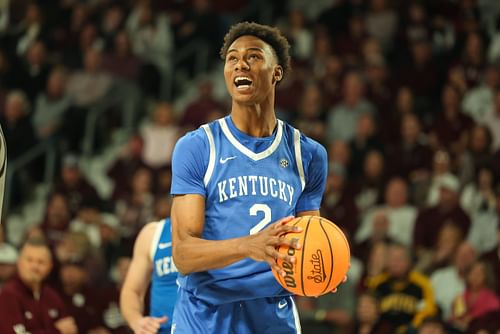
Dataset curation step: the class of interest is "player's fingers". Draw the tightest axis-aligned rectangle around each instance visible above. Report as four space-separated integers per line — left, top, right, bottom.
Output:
274 224 302 236
270 261 287 277
143 320 160 334
274 216 295 226
277 235 301 250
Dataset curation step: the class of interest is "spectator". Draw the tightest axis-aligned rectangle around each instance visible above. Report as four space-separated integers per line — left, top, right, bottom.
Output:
479 87 500 151
52 154 101 217
462 64 499 122
66 48 113 108
114 167 155 243
356 177 417 247
351 293 395 334
460 165 496 216
430 242 477 320
450 260 500 331
326 71 376 143
0 238 77 334
414 173 471 252
321 163 358 237
141 102 181 170
366 242 437 332
34 192 71 248
417 318 448 334
279 9 313 62
364 0 398 53
379 86 415 146
424 150 454 207
58 258 110 333
32 66 72 141
429 84 475 157
0 225 17 290
457 125 493 186
102 30 142 82
348 112 382 178
480 202 500 294
292 81 327 144
386 113 433 183
107 134 147 200
180 79 226 130
17 40 51 103
354 150 386 217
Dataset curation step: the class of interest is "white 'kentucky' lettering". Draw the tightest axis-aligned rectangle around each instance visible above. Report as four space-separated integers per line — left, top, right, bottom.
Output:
217 175 295 205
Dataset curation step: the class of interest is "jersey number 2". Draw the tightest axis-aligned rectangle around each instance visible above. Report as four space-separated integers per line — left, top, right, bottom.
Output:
249 204 271 235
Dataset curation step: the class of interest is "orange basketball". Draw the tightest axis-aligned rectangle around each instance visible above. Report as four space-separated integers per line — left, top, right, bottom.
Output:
272 216 351 297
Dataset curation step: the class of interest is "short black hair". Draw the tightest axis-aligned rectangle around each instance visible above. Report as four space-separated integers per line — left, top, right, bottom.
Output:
220 22 291 80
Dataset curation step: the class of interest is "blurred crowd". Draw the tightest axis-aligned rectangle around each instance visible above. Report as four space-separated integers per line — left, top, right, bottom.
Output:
1 0 500 333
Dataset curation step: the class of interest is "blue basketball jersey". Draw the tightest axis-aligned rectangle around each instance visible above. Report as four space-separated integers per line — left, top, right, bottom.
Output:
150 218 178 333
171 116 327 305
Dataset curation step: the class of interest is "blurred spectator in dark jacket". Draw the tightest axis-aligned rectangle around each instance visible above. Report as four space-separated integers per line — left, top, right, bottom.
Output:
52 154 101 217
108 134 146 200
414 173 471 253
457 125 493 186
17 40 51 103
348 112 382 179
386 113 433 183
180 79 226 130
0 238 77 334
321 163 358 238
102 30 142 83
32 192 71 248
429 84 475 157
292 81 327 144
451 32 487 89
354 150 386 217
0 225 17 290
58 258 111 334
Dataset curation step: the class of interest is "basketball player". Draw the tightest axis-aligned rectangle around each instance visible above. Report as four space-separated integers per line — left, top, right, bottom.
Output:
170 22 329 333
120 218 178 334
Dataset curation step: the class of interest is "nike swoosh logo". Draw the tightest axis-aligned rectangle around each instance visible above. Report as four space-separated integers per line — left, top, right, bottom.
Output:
219 156 236 164
158 242 172 249
278 299 287 309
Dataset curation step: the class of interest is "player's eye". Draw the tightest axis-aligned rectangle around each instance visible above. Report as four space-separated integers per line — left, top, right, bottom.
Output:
248 54 260 60
226 56 237 63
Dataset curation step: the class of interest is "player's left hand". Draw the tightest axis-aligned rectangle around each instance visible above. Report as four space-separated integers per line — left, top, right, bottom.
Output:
330 275 348 293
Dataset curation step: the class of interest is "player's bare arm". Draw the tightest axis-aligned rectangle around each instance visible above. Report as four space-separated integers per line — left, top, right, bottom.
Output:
121 222 166 334
171 194 303 276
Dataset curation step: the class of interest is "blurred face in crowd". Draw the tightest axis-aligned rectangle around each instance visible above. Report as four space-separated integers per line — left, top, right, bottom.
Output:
401 114 420 143
470 126 490 152
328 140 350 166
436 223 463 255
17 244 53 289
84 48 102 72
47 194 70 227
432 150 450 175
47 69 66 98
411 41 431 65
62 165 81 188
466 262 487 291
114 31 132 56
364 150 384 179
385 178 408 208
396 87 413 114
356 294 379 324
27 41 46 66
60 264 87 293
356 113 375 139
418 321 446 334
132 168 152 194
477 167 493 190
153 103 174 126
343 72 364 106
454 242 476 273
442 85 460 114
300 84 322 118
4 93 27 122
387 245 411 279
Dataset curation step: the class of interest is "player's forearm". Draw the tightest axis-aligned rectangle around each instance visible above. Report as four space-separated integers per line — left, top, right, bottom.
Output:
173 235 250 275
120 289 145 328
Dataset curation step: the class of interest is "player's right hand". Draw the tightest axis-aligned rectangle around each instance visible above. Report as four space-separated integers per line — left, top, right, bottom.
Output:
132 316 167 334
244 216 302 277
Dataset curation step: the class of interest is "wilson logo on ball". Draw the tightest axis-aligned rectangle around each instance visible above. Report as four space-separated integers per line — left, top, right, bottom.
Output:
282 239 298 288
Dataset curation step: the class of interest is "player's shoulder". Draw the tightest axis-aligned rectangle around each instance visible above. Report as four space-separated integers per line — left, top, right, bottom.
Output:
137 221 164 245
174 119 222 151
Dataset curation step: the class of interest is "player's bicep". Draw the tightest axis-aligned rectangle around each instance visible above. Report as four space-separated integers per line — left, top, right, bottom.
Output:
171 194 205 242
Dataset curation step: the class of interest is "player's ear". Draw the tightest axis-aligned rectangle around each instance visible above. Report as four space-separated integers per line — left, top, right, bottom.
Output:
273 65 283 84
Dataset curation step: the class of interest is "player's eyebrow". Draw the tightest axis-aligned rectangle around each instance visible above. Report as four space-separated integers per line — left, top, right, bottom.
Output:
227 47 265 55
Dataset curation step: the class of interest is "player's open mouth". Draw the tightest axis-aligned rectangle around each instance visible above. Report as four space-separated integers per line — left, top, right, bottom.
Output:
234 76 253 89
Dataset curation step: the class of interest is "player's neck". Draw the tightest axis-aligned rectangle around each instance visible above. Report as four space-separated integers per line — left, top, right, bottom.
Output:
230 103 277 138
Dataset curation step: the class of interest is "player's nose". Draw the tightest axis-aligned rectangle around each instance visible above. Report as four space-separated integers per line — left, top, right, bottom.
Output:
235 58 250 71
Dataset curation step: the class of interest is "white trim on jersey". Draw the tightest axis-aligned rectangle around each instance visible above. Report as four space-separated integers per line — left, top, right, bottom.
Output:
149 220 165 261
218 118 284 161
293 129 305 191
202 124 216 186
290 296 302 334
